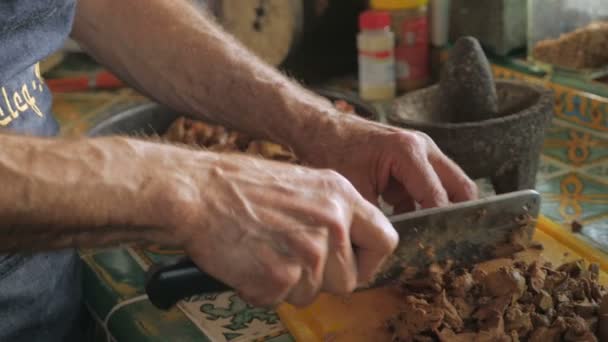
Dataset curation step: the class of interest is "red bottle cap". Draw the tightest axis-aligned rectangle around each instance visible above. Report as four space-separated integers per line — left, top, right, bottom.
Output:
359 10 391 30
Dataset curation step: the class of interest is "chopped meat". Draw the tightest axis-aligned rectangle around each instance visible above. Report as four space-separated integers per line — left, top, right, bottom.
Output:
571 220 583 233
504 303 533 337
387 255 606 341
433 291 463 331
451 297 473 320
448 272 474 298
528 262 547 293
388 296 444 340
482 267 527 300
599 294 608 342
528 325 564 342
531 312 551 328
562 316 597 342
535 290 554 312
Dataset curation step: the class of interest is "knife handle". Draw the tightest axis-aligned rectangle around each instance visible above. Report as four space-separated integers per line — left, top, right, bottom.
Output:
145 257 232 310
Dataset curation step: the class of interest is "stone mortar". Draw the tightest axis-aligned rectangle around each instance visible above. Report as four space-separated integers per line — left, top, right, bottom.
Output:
387 80 554 194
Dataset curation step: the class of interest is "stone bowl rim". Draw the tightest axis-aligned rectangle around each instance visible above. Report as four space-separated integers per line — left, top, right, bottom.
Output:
387 79 554 130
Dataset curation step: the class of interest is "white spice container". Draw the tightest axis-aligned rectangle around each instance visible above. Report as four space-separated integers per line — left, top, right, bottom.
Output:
357 10 396 101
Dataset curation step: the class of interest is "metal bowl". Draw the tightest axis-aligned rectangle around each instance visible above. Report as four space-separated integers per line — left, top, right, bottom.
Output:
88 90 378 137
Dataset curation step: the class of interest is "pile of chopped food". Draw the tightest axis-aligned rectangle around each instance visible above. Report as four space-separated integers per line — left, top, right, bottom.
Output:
387 255 608 342
161 99 357 162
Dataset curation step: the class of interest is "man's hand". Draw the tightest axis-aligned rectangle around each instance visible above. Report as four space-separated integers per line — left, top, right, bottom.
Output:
156 151 398 307
0 134 397 308
296 115 478 213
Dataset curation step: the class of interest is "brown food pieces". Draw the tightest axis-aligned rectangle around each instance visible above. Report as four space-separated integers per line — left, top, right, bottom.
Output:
571 220 584 233
162 100 358 163
163 117 298 163
387 257 606 341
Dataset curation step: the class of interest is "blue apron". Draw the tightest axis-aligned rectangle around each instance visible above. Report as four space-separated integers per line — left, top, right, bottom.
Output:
0 1 84 341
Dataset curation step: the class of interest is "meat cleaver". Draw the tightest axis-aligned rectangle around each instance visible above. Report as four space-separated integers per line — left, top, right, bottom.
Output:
145 189 540 310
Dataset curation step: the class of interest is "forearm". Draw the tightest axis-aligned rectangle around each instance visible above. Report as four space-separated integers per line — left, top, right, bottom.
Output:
0 134 180 252
70 0 345 159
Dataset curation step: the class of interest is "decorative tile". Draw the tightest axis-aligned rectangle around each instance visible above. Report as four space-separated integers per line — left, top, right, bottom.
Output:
178 292 286 342
543 125 608 167
537 155 570 181
536 172 608 225
555 91 608 132
493 64 608 133
124 245 288 342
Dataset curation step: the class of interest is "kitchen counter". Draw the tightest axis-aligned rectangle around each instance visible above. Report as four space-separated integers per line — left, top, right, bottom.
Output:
47 53 608 342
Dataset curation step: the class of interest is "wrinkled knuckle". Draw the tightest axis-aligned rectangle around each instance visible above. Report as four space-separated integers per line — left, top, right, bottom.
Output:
321 169 351 193
414 131 433 144
327 220 349 247
303 241 325 271
269 267 298 293
396 132 426 156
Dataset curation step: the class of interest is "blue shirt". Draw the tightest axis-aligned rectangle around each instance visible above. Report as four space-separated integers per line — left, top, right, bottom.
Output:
0 1 83 341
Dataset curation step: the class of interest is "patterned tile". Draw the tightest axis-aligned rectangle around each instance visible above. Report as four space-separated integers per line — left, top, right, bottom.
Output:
493 64 608 133
584 161 608 181
543 125 608 167
537 172 608 224
178 292 286 342
537 155 571 181
126 245 289 342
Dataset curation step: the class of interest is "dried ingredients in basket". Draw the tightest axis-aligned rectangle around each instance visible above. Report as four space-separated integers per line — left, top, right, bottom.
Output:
532 21 608 70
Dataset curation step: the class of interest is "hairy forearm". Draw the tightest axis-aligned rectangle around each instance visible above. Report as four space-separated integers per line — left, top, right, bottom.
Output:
0 134 180 252
70 0 345 159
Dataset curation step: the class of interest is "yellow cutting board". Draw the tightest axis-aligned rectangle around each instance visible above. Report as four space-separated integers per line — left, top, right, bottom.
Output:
277 215 608 342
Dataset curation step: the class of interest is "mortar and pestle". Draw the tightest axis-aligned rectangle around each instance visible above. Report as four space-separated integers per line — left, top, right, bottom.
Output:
387 37 554 194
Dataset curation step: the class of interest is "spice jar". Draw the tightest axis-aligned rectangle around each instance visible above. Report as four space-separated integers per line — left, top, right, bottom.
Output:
370 0 430 93
357 10 396 101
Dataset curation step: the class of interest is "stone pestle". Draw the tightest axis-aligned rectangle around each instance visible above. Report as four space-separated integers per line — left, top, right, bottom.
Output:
438 36 499 123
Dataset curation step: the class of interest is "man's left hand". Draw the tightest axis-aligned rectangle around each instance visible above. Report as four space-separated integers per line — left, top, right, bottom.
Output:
298 113 479 213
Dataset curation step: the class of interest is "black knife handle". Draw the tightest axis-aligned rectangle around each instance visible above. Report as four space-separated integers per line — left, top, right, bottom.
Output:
145 257 232 310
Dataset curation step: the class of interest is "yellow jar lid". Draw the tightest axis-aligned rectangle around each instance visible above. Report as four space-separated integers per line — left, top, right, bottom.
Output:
370 0 428 10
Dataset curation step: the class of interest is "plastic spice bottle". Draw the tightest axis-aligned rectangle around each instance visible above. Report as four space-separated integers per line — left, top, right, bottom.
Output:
357 10 396 101
370 0 430 93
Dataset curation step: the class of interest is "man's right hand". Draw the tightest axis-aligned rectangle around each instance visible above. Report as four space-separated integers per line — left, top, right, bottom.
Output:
153 150 398 308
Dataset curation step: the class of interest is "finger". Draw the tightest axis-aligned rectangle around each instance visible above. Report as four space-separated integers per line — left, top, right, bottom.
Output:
429 152 478 202
381 177 416 214
321 234 358 295
279 225 328 307
350 200 398 285
392 148 449 208
251 207 329 307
